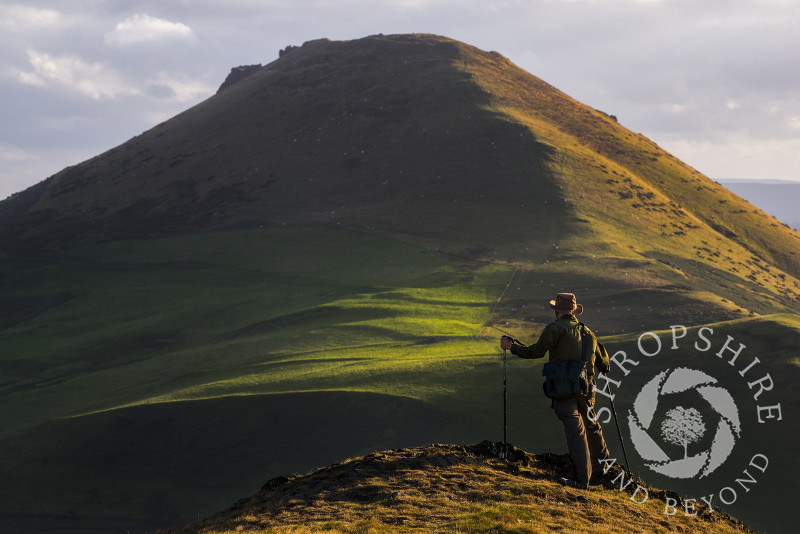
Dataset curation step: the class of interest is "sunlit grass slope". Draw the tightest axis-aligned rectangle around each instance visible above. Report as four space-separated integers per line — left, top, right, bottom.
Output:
453 40 800 315
0 225 524 529
0 226 513 434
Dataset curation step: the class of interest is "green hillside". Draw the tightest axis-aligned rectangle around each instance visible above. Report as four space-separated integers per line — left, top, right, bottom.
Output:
1 34 798 533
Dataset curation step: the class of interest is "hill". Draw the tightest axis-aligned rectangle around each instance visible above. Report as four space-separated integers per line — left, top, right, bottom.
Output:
3 35 799 320
167 441 754 534
0 33 798 533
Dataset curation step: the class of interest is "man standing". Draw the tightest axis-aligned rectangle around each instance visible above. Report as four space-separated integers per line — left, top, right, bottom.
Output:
500 292 611 489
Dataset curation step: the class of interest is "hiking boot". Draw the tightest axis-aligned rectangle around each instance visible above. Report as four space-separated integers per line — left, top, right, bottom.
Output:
557 477 588 490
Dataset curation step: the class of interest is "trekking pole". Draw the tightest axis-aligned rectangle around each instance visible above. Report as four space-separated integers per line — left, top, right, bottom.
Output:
608 394 632 475
499 335 525 455
503 347 507 447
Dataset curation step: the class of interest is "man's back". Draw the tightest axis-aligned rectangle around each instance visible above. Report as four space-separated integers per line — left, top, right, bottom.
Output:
510 314 586 364
543 314 584 363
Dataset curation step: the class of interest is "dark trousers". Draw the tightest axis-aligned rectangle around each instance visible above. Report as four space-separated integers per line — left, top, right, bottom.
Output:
552 392 610 484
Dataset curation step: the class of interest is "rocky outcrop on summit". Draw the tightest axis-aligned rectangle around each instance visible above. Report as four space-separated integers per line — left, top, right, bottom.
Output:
217 64 262 93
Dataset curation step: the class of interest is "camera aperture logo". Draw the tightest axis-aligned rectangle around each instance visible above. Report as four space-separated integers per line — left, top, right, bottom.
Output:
628 367 741 479
590 325 783 517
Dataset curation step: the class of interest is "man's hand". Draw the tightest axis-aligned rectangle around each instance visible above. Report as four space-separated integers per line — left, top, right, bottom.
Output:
500 336 513 351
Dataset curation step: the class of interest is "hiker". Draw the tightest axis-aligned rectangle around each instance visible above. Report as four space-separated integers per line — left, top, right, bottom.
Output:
500 292 611 489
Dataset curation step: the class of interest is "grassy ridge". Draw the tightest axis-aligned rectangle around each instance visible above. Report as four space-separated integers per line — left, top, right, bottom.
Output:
169 442 754 534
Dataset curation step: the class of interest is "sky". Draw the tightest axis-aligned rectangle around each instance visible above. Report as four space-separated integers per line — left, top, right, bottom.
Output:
1 0 799 200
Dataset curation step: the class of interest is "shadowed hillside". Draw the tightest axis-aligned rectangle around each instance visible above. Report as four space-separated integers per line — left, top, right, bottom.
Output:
0 34 561 253
167 442 755 534
1 34 798 533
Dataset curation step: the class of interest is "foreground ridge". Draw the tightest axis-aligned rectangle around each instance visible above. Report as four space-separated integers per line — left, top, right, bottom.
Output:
167 441 754 533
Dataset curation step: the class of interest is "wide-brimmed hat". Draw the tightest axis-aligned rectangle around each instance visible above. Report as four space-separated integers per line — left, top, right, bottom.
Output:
550 293 583 315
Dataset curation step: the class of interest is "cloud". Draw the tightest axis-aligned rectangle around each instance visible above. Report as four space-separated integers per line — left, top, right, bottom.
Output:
660 133 800 181
0 5 60 29
0 143 34 162
146 72 214 103
18 50 139 100
14 49 211 106
105 13 194 46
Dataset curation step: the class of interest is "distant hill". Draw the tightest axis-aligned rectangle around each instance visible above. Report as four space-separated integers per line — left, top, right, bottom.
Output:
718 179 800 230
1 34 798 533
167 442 754 534
3 34 800 289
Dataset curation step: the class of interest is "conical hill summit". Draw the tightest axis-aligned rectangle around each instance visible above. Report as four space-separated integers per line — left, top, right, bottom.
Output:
0 34 558 252
2 34 798 316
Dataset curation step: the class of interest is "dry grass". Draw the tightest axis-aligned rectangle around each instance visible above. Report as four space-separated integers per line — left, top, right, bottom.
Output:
168 442 755 534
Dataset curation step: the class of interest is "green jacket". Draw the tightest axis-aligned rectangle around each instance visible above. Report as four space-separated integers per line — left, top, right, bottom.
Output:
509 315 609 377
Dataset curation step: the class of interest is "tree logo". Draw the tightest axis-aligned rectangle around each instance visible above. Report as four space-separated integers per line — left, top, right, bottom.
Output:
627 367 742 479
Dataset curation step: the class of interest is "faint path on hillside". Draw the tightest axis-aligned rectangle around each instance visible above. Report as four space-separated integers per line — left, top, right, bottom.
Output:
477 266 519 339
